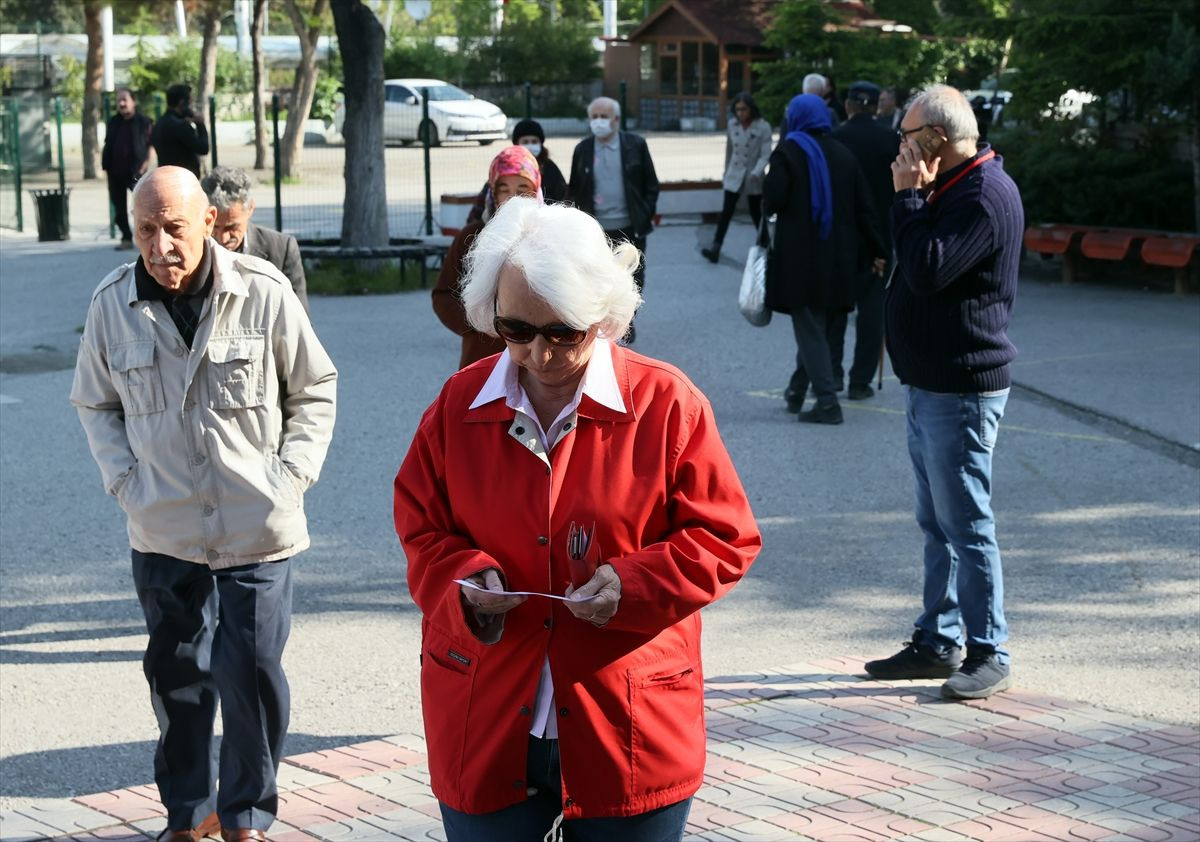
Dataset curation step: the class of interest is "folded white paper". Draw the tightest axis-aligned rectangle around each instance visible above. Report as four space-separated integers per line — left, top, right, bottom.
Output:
454 579 599 602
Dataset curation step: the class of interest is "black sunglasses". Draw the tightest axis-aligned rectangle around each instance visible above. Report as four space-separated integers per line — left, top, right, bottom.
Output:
493 316 589 347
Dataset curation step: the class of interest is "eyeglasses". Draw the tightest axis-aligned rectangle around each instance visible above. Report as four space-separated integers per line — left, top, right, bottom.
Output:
493 316 589 347
897 124 930 140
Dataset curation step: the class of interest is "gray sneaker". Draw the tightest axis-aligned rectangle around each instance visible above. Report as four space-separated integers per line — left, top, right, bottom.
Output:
865 635 963 680
941 651 1012 699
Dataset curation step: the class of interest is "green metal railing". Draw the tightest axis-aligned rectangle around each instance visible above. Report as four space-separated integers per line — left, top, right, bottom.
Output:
0 98 24 231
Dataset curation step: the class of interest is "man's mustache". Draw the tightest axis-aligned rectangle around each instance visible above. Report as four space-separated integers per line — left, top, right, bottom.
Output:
149 254 183 266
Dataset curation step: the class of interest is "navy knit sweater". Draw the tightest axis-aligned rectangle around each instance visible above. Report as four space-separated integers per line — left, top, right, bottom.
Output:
885 144 1024 393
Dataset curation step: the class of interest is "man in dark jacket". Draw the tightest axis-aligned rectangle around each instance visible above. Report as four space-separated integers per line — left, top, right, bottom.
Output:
567 97 659 296
151 83 210 177
865 85 1023 701
763 94 885 425
101 88 153 248
829 80 899 399
201 166 309 315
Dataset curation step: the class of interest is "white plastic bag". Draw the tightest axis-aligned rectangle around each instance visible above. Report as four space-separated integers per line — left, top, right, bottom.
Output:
738 217 772 327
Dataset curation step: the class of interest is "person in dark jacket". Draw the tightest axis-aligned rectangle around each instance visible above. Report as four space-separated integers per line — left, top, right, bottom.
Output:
567 97 659 294
151 83 209 177
829 80 900 399
200 165 309 315
465 119 567 224
864 84 1024 701
763 94 885 425
101 88 154 249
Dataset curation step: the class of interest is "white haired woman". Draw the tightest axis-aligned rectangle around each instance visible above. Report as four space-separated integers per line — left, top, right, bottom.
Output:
394 197 761 842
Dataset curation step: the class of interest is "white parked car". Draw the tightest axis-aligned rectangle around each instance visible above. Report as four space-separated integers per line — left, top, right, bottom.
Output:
334 78 507 146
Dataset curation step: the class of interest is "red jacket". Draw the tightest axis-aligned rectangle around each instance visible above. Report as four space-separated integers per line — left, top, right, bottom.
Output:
394 345 760 818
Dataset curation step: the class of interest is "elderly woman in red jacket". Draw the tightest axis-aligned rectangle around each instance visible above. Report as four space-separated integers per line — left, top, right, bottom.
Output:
394 197 761 842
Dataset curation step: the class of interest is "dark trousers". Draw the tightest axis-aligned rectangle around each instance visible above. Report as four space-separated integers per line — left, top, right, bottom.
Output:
603 228 647 292
106 170 136 240
131 550 293 833
788 305 839 407
826 269 886 387
712 190 763 246
439 736 692 841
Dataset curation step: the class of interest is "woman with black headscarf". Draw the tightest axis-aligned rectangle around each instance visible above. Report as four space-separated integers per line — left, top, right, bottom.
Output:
763 93 886 425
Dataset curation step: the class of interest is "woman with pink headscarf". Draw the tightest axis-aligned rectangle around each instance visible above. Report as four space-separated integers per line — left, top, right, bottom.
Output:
434 145 543 369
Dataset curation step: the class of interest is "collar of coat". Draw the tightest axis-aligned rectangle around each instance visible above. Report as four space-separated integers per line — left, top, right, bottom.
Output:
124 238 251 306
463 338 637 425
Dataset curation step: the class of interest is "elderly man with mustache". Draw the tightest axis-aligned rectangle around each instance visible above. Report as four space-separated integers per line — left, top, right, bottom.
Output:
70 166 337 842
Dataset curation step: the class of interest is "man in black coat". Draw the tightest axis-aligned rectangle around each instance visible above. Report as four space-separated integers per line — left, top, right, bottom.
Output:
567 97 659 296
830 81 900 399
101 88 154 249
763 94 886 425
201 166 309 315
151 83 210 177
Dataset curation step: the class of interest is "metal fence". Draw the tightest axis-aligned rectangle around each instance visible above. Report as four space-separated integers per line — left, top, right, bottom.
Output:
0 87 738 240
0 98 22 231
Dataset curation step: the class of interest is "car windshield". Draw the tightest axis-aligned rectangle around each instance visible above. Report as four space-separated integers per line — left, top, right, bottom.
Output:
422 84 472 102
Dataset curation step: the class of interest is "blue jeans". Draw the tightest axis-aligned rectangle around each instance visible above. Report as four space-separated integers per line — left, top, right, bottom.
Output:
132 551 293 832
439 736 692 841
904 386 1010 662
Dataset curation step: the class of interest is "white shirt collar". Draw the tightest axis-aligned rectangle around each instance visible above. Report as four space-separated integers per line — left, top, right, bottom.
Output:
469 337 625 414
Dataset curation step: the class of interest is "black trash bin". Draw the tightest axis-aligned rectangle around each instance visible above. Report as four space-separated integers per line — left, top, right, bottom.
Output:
31 188 70 241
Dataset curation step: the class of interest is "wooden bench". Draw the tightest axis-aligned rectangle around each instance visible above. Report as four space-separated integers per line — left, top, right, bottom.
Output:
1024 225 1091 282
1141 234 1199 294
300 240 451 288
1025 225 1197 292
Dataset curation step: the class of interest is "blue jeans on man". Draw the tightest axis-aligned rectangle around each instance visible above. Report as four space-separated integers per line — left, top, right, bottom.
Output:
906 386 1010 659
439 735 692 841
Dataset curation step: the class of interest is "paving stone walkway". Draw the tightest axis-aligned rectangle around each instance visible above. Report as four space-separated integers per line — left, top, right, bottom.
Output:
3 657 1197 841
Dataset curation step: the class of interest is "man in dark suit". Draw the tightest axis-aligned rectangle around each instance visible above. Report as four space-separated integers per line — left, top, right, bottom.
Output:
567 96 659 297
830 80 899 399
101 88 154 249
150 83 209 177
201 166 309 314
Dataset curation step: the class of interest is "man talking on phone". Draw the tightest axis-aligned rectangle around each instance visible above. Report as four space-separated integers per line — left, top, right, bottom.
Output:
865 85 1024 700
151 83 210 177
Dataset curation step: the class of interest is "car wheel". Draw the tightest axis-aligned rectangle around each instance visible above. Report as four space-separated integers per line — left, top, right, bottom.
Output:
419 120 440 147
479 139 495 146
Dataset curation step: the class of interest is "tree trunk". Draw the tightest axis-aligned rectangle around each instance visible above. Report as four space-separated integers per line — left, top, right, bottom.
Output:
197 0 222 116
280 0 328 178
81 1 103 180
252 0 269 169
331 0 387 249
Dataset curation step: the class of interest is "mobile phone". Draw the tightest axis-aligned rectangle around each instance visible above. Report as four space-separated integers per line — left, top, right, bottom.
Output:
915 126 945 156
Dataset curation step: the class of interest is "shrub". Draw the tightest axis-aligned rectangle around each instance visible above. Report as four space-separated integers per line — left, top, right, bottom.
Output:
995 123 1192 231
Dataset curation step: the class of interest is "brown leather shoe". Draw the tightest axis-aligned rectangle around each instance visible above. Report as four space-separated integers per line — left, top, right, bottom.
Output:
221 830 266 842
157 812 221 842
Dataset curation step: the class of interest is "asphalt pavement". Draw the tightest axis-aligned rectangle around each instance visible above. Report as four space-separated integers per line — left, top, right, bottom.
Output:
0 176 1197 834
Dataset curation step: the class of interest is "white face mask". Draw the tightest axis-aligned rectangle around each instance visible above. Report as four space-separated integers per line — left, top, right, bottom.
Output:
590 117 615 138
521 142 542 158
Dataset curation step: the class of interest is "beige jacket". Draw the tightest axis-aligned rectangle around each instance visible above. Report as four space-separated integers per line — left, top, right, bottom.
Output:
70 241 337 568
722 117 773 195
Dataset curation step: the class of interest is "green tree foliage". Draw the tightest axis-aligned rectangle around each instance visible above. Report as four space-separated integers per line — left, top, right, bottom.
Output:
753 0 1005 124
384 0 600 86
127 38 253 99
994 1 1196 230
383 38 467 82
0 0 83 32
469 12 600 84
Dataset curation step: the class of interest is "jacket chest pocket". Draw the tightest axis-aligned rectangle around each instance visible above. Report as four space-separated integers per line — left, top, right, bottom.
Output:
207 335 265 409
109 340 164 416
